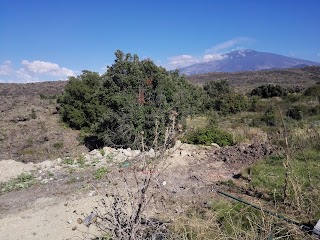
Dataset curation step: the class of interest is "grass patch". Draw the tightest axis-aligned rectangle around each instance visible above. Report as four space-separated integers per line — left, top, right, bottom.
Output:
0 173 36 195
63 157 74 165
181 126 234 146
94 167 109 180
185 116 209 130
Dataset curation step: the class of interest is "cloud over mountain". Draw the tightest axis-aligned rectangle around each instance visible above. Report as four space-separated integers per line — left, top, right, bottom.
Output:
167 37 254 69
180 49 320 75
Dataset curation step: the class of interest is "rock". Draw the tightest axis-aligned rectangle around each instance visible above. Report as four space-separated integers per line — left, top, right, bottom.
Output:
132 150 141 157
211 143 220 148
56 158 62 164
88 191 98 197
147 148 155 158
123 148 133 157
89 149 99 156
41 179 49 184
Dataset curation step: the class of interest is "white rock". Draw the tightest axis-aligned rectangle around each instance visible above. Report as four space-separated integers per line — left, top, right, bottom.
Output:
162 181 167 186
88 191 98 197
123 149 132 157
147 148 155 158
132 150 141 157
211 143 220 148
89 149 99 155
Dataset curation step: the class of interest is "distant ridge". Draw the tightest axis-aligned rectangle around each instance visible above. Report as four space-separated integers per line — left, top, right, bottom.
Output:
180 49 320 75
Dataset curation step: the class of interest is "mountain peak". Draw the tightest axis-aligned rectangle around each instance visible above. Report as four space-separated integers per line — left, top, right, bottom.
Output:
180 50 320 75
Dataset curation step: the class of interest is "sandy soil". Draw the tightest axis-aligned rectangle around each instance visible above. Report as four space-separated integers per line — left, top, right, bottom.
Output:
0 141 272 240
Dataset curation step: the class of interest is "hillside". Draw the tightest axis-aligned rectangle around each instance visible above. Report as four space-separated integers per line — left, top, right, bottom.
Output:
186 66 320 92
0 81 85 162
180 49 320 75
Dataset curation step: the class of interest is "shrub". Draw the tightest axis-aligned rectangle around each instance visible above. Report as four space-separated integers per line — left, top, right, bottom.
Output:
181 126 234 146
204 80 249 114
59 50 204 149
261 106 277 126
287 106 304 120
304 84 320 98
251 84 288 98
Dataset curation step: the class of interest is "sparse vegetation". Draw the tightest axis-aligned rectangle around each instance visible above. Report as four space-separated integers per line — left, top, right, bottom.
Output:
94 167 109 179
53 141 64 149
0 173 36 195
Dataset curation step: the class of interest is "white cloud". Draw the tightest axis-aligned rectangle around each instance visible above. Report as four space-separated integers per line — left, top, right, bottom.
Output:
21 60 75 77
166 37 254 69
0 60 13 76
167 55 200 69
203 54 226 62
205 37 253 54
0 60 75 83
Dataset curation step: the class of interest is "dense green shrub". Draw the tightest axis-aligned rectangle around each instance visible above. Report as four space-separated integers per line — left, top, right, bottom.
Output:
204 80 248 114
251 84 288 98
181 126 234 146
58 70 103 130
58 50 205 149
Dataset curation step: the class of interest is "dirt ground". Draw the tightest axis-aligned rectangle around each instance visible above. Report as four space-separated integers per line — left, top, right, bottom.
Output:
0 140 274 240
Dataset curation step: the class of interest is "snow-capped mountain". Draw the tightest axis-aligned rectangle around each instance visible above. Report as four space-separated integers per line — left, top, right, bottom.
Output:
180 50 320 75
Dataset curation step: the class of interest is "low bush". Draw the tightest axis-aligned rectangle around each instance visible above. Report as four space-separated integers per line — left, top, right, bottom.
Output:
181 126 234 146
251 84 288 98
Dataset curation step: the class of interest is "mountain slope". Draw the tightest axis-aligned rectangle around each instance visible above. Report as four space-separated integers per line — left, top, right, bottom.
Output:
180 50 320 75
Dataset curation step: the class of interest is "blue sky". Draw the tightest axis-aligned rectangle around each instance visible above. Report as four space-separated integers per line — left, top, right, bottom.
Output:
1 0 319 82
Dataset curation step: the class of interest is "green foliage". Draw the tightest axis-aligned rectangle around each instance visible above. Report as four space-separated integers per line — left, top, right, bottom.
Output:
59 50 204 149
304 84 320 98
214 93 249 115
181 126 234 146
63 157 74 165
0 173 36 194
58 70 103 130
287 106 304 120
251 84 288 98
94 167 109 179
204 80 231 98
261 106 277 126
204 80 249 115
